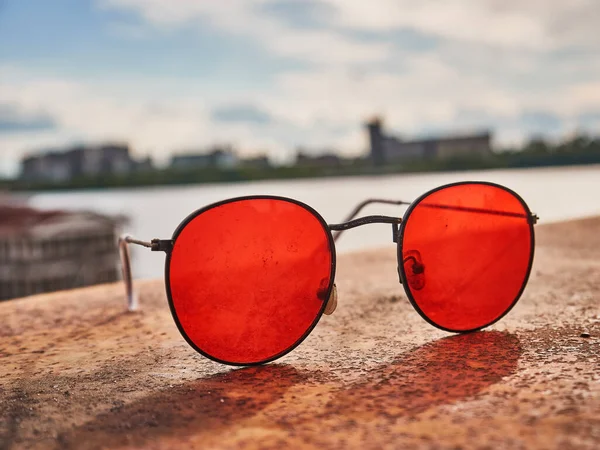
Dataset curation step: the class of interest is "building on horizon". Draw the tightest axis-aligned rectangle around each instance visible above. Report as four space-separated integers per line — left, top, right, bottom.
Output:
295 150 343 168
170 146 238 170
366 118 492 166
20 143 151 183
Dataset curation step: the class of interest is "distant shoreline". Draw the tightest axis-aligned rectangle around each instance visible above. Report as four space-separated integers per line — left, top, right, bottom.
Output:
4 157 600 193
5 133 600 192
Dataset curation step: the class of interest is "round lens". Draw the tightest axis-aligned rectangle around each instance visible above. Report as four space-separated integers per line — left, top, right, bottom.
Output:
400 183 534 331
167 197 334 365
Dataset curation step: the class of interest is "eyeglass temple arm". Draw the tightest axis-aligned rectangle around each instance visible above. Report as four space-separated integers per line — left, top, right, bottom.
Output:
333 199 410 242
118 236 152 311
118 235 173 311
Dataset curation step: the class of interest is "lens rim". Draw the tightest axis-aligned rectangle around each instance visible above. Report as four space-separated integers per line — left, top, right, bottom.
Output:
164 195 337 366
397 181 535 333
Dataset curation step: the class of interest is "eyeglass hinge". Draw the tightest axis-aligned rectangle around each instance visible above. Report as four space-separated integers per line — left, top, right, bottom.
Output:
151 239 173 253
530 213 539 225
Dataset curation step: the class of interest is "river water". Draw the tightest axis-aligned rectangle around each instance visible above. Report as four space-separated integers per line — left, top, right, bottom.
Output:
30 164 600 279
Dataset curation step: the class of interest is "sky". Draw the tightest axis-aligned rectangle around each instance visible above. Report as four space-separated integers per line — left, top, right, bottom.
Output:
1 0 599 176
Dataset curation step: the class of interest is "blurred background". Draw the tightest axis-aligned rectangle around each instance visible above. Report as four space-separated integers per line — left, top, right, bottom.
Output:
1 0 599 299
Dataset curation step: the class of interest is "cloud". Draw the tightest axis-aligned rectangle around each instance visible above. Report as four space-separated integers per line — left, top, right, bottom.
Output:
448 109 570 144
99 0 600 53
94 0 600 136
97 0 392 65
105 21 152 40
0 104 57 133
258 0 334 29
328 0 600 51
577 111 600 131
519 111 563 132
211 104 273 125
2 1 600 175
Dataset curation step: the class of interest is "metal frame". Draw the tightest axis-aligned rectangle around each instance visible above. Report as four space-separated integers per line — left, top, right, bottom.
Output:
331 198 410 242
118 181 538 366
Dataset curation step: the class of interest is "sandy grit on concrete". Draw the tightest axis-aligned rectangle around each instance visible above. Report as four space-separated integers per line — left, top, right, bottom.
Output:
1 217 599 450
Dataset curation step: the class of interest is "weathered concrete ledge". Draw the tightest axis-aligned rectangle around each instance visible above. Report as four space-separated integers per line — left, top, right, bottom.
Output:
1 218 599 449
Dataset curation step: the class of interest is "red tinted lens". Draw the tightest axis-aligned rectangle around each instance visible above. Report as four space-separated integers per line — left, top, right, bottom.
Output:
401 183 533 331
168 198 334 365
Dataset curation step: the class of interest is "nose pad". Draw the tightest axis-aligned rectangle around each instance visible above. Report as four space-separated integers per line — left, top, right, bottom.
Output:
403 250 425 290
317 279 338 315
324 284 338 315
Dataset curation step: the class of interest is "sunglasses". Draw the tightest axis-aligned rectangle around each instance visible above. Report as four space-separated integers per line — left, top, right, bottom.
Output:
119 181 537 366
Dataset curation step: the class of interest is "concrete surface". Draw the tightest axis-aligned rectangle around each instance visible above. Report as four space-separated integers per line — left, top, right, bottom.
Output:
1 217 599 449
